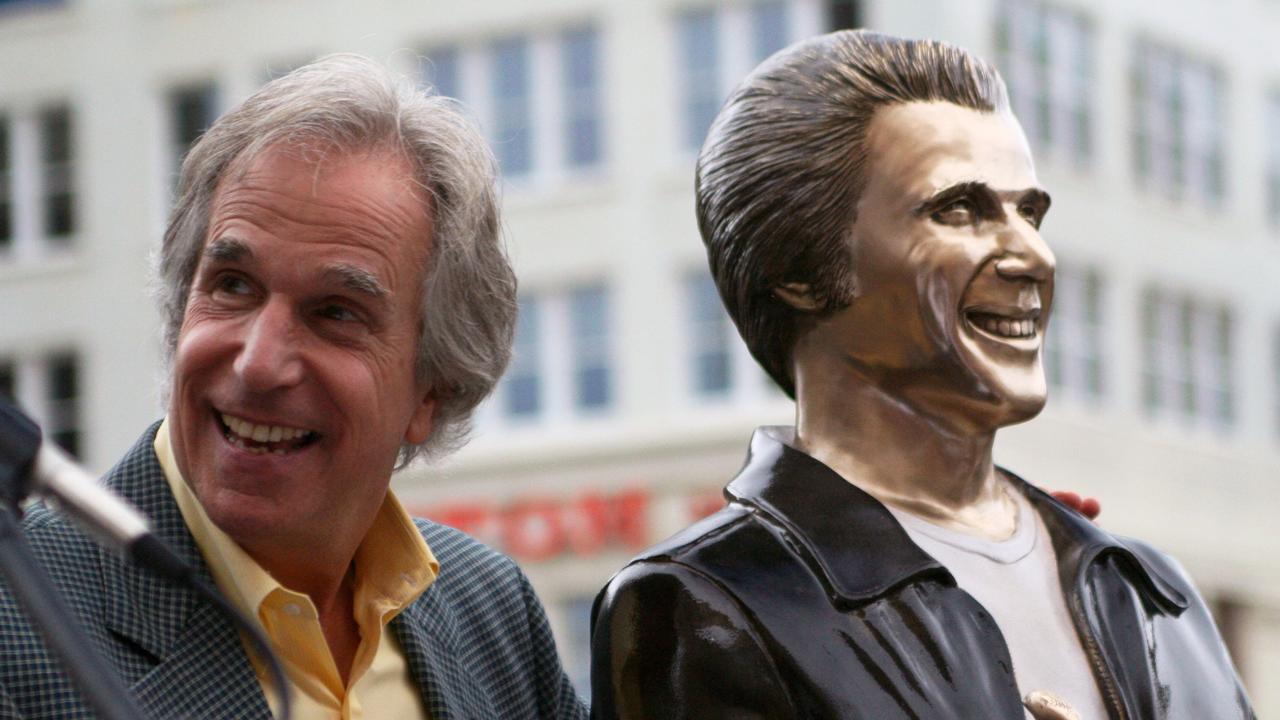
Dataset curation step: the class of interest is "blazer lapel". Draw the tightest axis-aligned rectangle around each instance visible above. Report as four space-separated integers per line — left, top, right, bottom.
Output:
98 424 271 718
392 583 495 720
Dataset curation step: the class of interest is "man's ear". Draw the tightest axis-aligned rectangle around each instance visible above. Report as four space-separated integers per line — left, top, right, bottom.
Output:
773 282 824 311
404 391 437 445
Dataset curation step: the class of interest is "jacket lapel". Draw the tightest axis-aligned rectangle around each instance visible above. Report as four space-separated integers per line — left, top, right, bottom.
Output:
392 582 495 720
725 427 951 606
97 424 272 718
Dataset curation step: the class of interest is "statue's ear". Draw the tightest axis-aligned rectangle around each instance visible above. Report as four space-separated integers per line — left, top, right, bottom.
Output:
773 282 823 311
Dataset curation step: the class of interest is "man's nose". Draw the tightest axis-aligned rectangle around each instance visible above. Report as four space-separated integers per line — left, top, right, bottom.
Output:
233 299 305 392
993 212 1055 284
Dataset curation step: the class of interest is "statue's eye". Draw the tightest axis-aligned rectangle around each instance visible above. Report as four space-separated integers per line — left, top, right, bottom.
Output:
932 199 976 226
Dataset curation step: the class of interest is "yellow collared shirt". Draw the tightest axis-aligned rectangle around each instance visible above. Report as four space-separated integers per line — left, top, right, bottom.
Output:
155 419 437 719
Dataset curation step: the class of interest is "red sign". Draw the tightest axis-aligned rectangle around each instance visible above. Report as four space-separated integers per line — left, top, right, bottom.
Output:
413 488 651 561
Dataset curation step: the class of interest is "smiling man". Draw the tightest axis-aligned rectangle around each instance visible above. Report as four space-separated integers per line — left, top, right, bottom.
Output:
591 31 1253 719
0 55 585 719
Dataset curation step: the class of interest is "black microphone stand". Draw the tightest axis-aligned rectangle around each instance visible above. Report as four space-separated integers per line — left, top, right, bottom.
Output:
0 401 148 720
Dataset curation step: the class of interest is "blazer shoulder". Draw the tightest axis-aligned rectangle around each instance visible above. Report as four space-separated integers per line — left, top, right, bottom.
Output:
412 516 522 585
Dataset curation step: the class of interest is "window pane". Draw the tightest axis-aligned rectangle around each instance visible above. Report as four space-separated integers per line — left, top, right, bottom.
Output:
826 0 861 31
751 1 789 64
570 286 611 410
562 27 602 168
0 115 11 249
491 37 532 177
40 106 74 239
423 47 461 100
678 8 720 152
45 352 79 458
168 84 218 186
0 360 14 400
505 296 542 418
687 274 732 396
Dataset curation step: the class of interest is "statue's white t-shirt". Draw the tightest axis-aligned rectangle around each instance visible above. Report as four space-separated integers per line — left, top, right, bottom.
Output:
887 489 1110 720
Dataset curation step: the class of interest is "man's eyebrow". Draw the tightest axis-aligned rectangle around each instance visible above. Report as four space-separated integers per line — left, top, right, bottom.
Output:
204 237 253 264
322 263 389 300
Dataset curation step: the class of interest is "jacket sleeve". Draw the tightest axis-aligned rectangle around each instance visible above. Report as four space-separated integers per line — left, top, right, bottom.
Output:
516 566 590 720
589 560 796 720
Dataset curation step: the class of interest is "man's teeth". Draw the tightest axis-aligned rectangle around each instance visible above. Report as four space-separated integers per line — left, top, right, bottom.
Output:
220 413 313 452
977 316 1036 338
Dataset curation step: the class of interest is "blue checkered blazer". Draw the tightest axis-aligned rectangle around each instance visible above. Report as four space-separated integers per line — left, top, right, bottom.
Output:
0 424 588 719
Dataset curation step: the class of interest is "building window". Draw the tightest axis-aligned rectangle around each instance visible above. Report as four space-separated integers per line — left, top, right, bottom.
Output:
45 352 80 458
677 7 720 152
562 27 603 169
0 359 13 400
0 116 11 252
421 25 605 184
1267 91 1280 228
491 37 533 178
994 0 1094 163
0 103 76 261
686 274 733 396
496 284 614 424
167 83 218 188
674 3 812 153
569 285 611 411
683 271 782 403
826 0 861 30
505 296 543 419
1044 265 1103 401
39 106 74 242
1131 39 1226 205
1141 288 1233 430
423 47 461 100
0 352 81 458
751 1 790 63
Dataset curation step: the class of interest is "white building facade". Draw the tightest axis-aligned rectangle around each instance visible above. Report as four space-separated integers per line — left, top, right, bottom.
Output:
1 0 1277 710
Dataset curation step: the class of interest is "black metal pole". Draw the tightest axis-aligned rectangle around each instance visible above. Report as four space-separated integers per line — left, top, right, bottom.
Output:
0 400 148 720
0 505 148 719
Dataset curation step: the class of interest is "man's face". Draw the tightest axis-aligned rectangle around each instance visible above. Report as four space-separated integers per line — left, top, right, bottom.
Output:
806 101 1054 434
168 145 435 556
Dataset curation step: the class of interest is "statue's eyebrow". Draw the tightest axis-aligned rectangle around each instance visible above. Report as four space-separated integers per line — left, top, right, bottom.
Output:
913 181 1000 217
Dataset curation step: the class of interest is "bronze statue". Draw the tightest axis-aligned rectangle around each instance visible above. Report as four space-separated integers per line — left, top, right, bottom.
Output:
591 30 1253 719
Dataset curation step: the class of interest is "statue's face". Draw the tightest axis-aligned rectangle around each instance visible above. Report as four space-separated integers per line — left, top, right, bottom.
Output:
807 101 1054 434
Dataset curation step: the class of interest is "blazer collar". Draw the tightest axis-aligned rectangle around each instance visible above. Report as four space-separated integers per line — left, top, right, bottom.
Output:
98 422 272 717
392 578 495 720
726 427 1186 615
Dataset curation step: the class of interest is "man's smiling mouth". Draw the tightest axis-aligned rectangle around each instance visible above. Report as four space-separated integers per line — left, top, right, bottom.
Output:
218 412 319 455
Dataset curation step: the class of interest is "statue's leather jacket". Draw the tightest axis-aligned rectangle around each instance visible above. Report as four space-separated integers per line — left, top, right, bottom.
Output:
591 428 1254 719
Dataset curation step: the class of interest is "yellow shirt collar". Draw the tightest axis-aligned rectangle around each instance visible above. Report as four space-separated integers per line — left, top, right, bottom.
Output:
153 418 439 626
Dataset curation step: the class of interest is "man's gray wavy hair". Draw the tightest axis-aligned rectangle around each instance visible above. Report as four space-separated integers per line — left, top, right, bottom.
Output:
155 54 515 464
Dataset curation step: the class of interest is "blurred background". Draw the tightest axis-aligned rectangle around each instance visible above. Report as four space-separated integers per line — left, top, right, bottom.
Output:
1 0 1277 710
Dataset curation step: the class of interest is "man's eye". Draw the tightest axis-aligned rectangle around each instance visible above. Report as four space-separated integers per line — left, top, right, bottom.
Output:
213 275 252 296
317 304 360 323
932 199 976 225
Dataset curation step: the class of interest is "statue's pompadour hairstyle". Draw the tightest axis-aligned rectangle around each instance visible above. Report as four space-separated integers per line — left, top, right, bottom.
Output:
696 30 1009 396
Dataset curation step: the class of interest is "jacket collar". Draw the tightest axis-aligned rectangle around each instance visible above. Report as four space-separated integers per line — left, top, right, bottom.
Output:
1015 473 1188 616
97 422 274 717
725 427 949 605
726 427 1186 615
